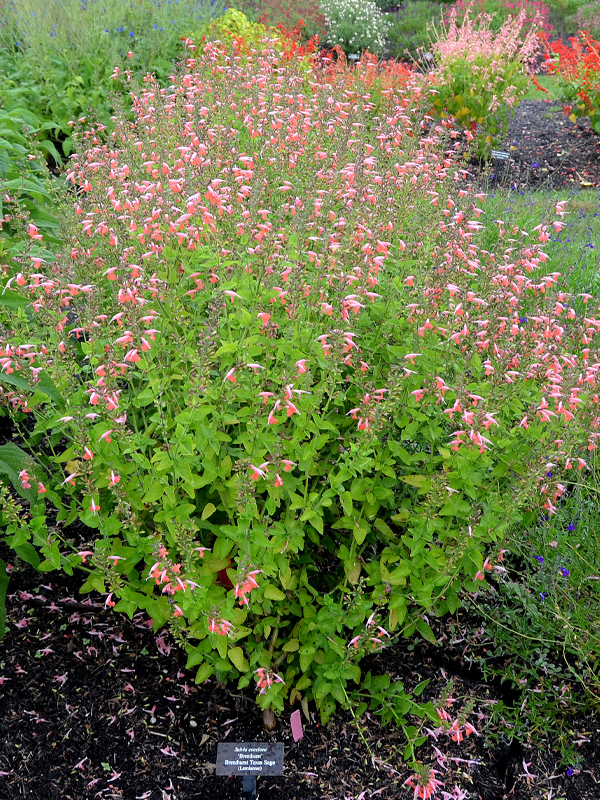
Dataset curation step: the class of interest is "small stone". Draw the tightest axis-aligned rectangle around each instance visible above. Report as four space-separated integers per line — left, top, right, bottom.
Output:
189 720 198 728
150 716 156 724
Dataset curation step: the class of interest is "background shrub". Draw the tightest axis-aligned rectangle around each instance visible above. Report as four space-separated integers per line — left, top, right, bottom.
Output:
566 1 600 38
386 1 444 60
0 0 224 153
320 0 390 54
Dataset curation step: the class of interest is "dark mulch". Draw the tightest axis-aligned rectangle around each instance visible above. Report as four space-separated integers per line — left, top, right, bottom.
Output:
1 556 600 800
476 99 600 191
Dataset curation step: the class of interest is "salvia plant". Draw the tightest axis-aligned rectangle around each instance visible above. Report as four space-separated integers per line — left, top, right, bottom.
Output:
2 40 600 729
424 3 544 154
544 31 600 133
447 0 554 36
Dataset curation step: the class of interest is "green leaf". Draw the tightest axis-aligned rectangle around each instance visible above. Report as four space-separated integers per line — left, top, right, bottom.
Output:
373 518 394 538
201 502 217 520
401 475 429 488
0 442 35 497
416 618 437 645
215 342 238 356
353 525 368 545
413 678 430 697
0 148 9 178
228 646 249 672
282 638 300 652
195 662 214 683
0 372 31 392
13 543 40 569
36 372 63 406
143 482 164 504
264 585 286 601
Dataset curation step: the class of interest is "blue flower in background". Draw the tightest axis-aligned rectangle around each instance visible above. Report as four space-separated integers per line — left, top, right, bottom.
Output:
560 567 569 577
535 555 544 563
568 522 576 531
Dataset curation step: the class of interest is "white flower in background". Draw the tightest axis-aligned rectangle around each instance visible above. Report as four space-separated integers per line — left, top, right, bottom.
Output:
321 0 390 55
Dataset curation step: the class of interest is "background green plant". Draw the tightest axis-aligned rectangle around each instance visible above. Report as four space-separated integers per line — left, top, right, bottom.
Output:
462 477 600 763
386 1 445 61
565 1 600 38
0 106 63 260
0 0 224 151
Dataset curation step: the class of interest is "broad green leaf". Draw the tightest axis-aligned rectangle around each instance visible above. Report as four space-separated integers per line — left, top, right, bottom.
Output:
13 543 40 569
401 475 429 488
228 646 249 672
0 442 36 498
0 289 31 310
195 662 214 683
264 585 285 601
143 482 164 504
201 502 216 520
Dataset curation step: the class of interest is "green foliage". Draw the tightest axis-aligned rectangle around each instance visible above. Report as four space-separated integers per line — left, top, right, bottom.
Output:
447 0 554 36
386 2 445 61
0 0 224 143
476 189 600 295
0 105 62 253
565 1 600 38
0 444 47 640
464 477 600 763
208 8 273 44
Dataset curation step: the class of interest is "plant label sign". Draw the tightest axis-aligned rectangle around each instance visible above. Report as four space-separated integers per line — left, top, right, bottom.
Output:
216 742 284 776
491 150 510 161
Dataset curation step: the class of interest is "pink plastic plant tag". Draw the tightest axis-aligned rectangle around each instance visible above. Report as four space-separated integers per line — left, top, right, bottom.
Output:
290 709 303 742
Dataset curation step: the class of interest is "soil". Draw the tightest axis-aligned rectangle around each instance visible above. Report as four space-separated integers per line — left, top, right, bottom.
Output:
1 557 600 800
475 99 600 191
1 101 600 800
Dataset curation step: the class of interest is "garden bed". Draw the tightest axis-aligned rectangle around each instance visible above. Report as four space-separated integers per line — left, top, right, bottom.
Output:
1 557 599 799
481 99 600 190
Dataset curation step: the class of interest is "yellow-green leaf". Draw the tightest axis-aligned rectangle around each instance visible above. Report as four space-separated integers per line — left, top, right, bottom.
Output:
228 646 249 672
283 638 300 652
401 475 428 488
201 502 217 520
195 662 214 683
344 560 361 584
264 585 286 601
